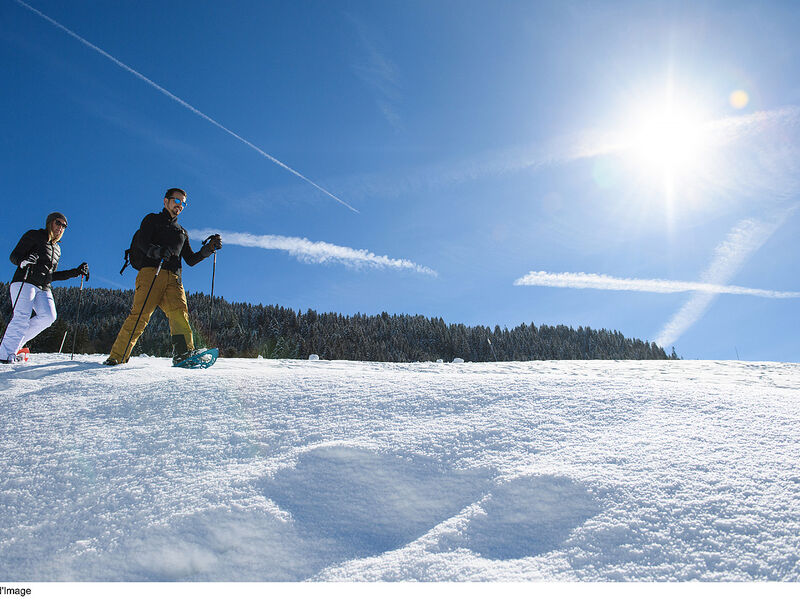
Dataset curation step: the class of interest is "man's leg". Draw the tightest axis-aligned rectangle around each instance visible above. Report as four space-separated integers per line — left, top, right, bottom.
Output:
159 272 194 361
107 267 167 363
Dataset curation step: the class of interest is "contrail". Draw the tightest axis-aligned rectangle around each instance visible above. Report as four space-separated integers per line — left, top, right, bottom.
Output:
514 270 800 299
13 0 359 214
655 206 799 347
189 229 437 276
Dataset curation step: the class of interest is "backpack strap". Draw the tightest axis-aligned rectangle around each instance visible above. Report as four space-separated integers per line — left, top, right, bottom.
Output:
120 249 130 275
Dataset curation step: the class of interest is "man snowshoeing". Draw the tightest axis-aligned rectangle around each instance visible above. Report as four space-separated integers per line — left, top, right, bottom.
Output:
1 212 89 363
103 188 221 366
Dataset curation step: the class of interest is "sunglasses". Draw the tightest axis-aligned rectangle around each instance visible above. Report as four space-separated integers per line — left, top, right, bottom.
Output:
168 196 188 206
53 220 67 229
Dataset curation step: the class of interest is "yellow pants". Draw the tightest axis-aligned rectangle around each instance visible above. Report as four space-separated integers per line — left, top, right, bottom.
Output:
108 267 194 362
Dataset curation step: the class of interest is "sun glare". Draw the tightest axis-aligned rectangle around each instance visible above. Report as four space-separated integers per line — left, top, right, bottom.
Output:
627 101 709 177
612 87 722 222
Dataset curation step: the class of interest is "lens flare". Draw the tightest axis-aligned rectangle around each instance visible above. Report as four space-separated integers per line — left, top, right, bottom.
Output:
730 90 749 109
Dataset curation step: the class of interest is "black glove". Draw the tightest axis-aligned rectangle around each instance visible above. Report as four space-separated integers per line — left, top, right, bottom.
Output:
200 234 222 258
20 253 39 269
75 262 90 281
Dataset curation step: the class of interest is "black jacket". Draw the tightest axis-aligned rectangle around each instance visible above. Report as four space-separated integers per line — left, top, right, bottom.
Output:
9 229 80 290
136 209 210 274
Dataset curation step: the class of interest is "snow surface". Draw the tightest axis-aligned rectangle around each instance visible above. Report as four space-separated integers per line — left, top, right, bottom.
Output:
1 354 798 581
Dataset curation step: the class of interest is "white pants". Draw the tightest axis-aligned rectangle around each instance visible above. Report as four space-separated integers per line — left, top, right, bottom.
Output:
0 282 57 361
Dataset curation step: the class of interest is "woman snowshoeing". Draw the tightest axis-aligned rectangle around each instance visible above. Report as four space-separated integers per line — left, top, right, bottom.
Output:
0 212 89 363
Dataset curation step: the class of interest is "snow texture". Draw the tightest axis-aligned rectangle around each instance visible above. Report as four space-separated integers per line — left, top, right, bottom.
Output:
1 355 798 581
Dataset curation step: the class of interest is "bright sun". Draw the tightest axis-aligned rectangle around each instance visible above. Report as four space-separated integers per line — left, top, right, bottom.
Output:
627 100 710 178
611 87 722 220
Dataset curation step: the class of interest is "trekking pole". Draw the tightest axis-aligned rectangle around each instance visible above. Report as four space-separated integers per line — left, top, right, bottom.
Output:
59 330 68 353
0 267 29 350
487 337 498 362
210 250 216 339
121 262 163 363
70 274 85 360
203 236 217 340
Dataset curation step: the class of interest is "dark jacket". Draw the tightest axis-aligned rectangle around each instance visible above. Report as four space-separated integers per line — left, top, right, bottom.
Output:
136 209 210 274
9 229 80 290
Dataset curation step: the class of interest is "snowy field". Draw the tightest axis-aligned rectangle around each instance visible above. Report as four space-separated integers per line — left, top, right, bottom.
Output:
1 354 798 582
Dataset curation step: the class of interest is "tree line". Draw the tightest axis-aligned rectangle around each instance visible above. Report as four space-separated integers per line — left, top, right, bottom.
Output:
1 283 678 361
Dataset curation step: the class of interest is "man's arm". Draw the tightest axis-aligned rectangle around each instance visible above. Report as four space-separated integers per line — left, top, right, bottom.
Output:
182 232 221 267
181 236 205 267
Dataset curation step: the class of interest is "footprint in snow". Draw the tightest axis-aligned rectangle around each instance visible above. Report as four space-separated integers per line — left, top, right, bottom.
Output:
462 475 601 559
260 446 492 558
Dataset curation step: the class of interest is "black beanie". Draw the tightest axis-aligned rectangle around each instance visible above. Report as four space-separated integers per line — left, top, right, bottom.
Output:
46 212 67 228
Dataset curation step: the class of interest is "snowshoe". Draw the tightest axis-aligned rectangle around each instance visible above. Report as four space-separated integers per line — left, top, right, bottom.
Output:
172 347 218 369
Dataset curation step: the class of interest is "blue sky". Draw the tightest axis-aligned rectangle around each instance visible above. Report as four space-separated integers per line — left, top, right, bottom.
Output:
2 0 799 361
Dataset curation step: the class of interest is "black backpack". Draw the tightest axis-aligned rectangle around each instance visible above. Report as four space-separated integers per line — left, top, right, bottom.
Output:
120 229 146 274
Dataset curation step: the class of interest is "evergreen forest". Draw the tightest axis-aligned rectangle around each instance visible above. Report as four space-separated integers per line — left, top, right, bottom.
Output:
1 283 678 362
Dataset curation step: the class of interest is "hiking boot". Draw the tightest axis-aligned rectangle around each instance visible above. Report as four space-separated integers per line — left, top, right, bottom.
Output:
102 357 120 366
172 351 193 366
173 348 210 366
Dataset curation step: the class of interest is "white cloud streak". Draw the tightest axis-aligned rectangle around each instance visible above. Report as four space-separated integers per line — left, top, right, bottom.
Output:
515 204 800 348
348 15 402 129
655 206 799 347
514 270 800 299
14 0 358 214
189 229 437 276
